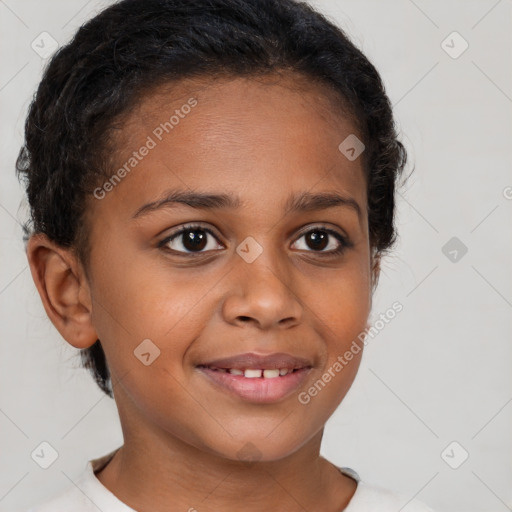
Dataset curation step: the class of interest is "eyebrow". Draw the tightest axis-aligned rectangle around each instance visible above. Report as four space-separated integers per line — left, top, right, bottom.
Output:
132 189 362 220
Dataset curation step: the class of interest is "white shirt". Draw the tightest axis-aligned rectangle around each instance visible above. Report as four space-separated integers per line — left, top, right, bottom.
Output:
27 449 437 512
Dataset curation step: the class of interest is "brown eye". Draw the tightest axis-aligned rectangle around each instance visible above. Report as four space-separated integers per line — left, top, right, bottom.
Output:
182 229 208 251
291 227 350 255
305 230 329 251
160 225 223 254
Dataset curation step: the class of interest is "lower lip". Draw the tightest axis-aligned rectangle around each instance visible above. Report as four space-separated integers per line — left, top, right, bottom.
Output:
197 367 312 403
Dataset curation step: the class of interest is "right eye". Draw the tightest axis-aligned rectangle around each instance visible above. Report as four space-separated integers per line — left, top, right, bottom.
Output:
158 224 224 255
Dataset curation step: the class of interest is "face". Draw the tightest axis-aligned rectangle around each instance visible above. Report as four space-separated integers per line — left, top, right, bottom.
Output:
83 73 375 462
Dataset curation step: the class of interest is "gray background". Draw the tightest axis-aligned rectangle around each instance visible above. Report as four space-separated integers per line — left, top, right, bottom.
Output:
1 1 511 511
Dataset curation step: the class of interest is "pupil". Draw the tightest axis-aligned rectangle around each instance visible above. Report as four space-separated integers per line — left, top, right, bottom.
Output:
307 230 328 251
183 229 207 251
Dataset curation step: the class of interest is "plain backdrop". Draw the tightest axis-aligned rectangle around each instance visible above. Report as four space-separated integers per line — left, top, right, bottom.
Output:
1 1 511 511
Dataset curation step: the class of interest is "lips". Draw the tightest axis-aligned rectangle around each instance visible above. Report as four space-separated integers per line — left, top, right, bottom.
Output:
197 352 313 371
196 352 314 403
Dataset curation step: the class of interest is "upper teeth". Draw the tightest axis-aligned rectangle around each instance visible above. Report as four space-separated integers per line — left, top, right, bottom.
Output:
210 368 293 378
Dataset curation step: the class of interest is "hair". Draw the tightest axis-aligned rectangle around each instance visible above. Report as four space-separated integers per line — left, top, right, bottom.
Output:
16 0 409 399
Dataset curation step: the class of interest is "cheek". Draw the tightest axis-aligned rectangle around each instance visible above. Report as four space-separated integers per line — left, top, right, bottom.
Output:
296 274 368 423
303 259 370 408
307 259 371 341
88 243 220 369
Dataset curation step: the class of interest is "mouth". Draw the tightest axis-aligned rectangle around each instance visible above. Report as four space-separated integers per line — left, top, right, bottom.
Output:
197 367 303 378
196 352 313 403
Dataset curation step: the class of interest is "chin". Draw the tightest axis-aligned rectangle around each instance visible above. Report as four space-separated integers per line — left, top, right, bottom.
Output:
204 434 308 465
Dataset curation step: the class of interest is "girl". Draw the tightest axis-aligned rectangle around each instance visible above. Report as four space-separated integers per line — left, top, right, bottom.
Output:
19 0 436 510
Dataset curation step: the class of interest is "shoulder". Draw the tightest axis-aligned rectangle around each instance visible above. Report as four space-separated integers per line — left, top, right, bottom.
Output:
26 448 125 512
25 476 97 512
348 480 437 511
339 467 438 512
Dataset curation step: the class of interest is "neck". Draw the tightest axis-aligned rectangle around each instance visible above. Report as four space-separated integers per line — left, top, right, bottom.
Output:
95 428 357 512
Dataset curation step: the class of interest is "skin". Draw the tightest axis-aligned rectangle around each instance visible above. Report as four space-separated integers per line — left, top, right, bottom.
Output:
27 72 380 512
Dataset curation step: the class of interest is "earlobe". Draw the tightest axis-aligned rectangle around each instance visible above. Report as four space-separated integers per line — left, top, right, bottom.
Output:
26 233 98 349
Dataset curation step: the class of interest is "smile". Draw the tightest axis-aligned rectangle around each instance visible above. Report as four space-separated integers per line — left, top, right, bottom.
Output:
200 367 301 378
196 365 312 403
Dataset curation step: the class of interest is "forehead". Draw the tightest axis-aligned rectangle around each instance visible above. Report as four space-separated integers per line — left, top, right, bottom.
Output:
130 71 358 132
99 72 366 216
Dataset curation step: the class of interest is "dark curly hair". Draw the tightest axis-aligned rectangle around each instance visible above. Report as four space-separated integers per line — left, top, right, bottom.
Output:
16 0 409 399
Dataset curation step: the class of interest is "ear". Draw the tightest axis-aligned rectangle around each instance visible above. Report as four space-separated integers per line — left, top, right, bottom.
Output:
26 233 98 349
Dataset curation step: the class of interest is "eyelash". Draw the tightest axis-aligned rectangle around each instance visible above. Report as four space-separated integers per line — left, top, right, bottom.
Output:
158 223 352 257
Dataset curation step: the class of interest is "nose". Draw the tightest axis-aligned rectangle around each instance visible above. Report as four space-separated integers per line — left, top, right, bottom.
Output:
221 250 304 330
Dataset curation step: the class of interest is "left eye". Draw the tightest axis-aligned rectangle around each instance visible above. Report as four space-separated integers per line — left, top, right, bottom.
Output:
291 228 348 253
